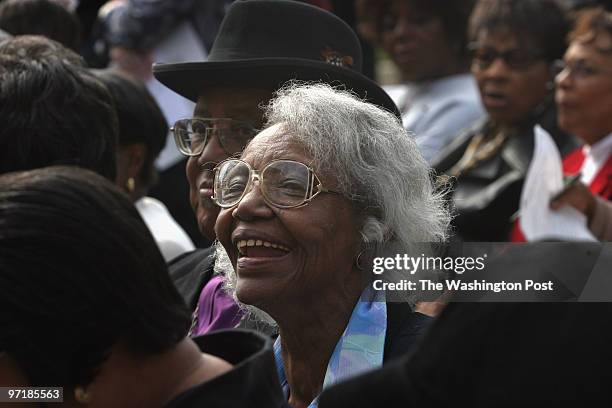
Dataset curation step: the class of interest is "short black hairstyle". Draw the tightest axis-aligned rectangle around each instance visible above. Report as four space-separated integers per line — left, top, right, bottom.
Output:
0 166 191 387
93 69 168 188
0 0 81 51
469 0 570 63
0 35 117 180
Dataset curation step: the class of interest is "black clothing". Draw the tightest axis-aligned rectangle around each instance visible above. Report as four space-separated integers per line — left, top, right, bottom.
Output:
384 304 431 361
432 106 578 242
319 302 612 408
169 247 215 311
165 329 288 407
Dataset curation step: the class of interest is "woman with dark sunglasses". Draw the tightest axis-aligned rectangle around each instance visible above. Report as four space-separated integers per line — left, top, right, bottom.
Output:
432 0 578 242
213 82 450 408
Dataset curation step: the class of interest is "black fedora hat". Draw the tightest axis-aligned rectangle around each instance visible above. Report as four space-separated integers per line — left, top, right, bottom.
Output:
153 0 399 117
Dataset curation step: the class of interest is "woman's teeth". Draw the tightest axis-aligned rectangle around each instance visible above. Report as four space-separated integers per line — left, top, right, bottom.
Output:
236 239 290 255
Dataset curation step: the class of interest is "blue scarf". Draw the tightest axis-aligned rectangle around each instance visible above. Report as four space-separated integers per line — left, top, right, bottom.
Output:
274 288 387 407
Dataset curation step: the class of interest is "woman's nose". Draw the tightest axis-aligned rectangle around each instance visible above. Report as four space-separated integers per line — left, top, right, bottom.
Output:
555 66 573 90
231 179 274 221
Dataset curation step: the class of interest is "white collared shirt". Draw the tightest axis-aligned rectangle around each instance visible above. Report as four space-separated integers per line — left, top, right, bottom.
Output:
135 196 195 262
580 133 612 185
384 73 485 163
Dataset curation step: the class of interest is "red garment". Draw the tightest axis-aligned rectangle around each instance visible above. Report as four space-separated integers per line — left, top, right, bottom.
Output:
303 0 333 11
510 147 612 242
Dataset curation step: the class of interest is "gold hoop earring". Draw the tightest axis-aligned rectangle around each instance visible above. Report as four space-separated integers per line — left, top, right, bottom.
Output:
355 251 365 270
126 177 135 193
74 386 91 404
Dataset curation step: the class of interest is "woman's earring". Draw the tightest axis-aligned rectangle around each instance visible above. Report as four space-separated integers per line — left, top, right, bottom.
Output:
74 386 91 404
355 251 365 270
126 177 135 193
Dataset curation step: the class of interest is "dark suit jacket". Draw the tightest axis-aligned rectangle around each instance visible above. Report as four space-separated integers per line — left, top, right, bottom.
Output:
319 301 612 408
165 329 289 408
169 246 216 311
432 106 578 242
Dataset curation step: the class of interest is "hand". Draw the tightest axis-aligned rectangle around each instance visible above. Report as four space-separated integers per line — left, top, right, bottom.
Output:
550 182 596 222
109 46 154 81
415 300 446 317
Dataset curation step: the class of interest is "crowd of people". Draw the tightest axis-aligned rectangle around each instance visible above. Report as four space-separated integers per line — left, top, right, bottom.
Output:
1 0 611 407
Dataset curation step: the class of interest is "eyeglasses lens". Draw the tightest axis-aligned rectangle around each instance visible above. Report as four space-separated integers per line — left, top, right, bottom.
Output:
472 46 539 70
218 122 257 154
216 160 250 207
262 161 310 207
173 119 208 156
174 119 256 156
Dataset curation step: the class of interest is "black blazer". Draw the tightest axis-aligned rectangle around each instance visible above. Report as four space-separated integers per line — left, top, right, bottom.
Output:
432 106 578 242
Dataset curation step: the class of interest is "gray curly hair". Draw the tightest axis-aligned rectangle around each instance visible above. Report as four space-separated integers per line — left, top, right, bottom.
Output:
216 82 450 321
263 81 449 247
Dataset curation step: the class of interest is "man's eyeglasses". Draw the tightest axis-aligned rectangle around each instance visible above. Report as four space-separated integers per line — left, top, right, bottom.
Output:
172 118 258 156
553 59 612 80
469 43 543 71
212 159 341 209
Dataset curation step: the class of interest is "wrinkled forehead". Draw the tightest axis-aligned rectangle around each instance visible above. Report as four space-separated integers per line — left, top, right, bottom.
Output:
241 123 311 168
194 87 272 127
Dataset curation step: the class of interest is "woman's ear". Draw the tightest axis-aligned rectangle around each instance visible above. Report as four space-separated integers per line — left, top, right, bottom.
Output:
115 144 147 196
123 144 147 179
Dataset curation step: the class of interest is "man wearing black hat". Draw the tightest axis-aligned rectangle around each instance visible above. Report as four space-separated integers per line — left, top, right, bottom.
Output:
153 0 399 335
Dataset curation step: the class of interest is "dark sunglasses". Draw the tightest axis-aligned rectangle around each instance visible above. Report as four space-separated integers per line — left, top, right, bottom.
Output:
469 43 544 71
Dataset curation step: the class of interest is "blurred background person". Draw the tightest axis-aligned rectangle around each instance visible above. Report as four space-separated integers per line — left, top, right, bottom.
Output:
214 82 449 407
94 69 195 261
433 0 578 242
356 0 485 162
0 167 285 407
0 0 81 51
550 6 612 240
98 0 230 248
0 35 117 180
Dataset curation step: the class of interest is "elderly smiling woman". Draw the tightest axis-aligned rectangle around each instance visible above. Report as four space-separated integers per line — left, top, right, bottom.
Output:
213 82 450 408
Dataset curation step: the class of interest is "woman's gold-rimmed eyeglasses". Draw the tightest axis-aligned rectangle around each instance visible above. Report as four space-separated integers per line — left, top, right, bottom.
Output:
212 159 341 209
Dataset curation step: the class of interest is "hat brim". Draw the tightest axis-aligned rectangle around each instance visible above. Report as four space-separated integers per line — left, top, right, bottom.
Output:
153 59 400 118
